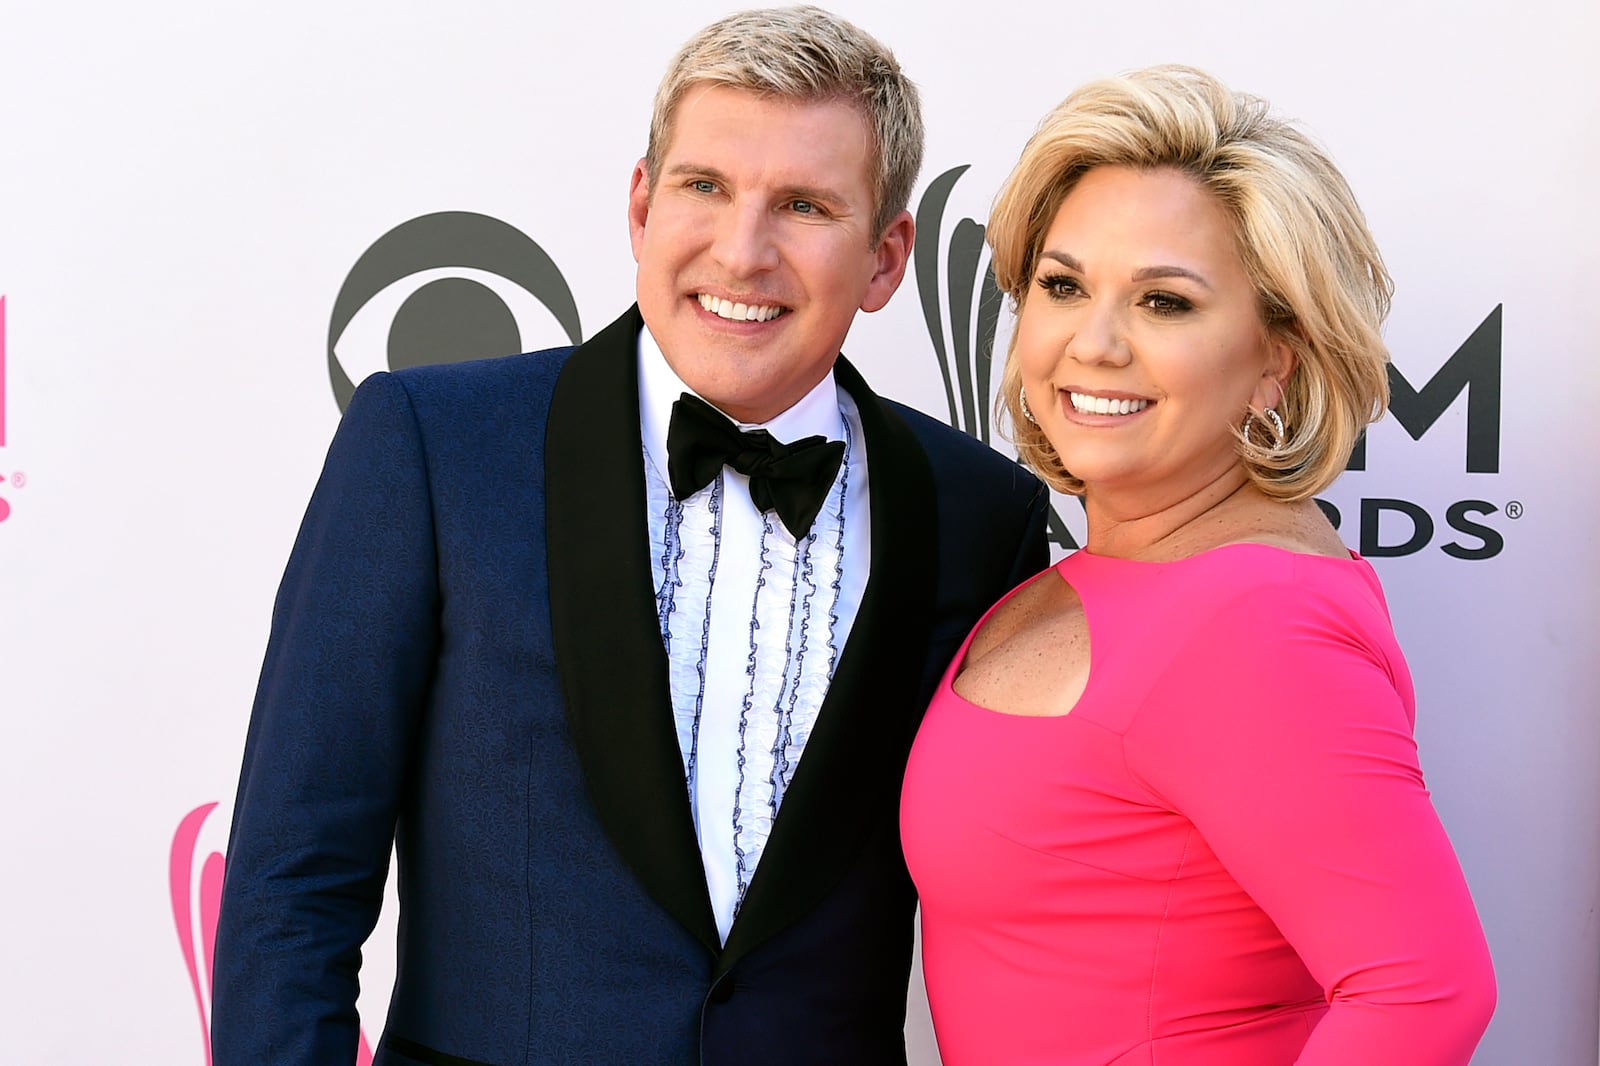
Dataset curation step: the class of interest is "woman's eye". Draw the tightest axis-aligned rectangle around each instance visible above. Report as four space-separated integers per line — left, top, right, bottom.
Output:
1144 291 1193 315
1036 273 1080 299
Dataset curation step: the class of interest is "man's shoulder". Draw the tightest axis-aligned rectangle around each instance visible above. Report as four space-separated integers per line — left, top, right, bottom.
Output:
391 346 576 394
879 397 1040 493
384 306 638 412
879 397 989 453
365 348 578 425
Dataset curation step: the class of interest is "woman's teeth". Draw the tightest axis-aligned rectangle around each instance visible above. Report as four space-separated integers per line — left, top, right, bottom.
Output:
1070 393 1149 416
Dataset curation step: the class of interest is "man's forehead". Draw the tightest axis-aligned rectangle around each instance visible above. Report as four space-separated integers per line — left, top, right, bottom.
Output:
662 83 868 155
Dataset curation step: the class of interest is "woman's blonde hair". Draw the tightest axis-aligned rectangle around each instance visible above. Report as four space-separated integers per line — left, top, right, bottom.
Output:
990 65 1392 500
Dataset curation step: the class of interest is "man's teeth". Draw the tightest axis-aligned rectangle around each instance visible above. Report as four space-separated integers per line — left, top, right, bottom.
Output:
1070 393 1150 416
698 294 783 322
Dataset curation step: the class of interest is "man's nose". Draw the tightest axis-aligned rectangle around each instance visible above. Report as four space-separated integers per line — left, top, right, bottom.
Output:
710 202 781 278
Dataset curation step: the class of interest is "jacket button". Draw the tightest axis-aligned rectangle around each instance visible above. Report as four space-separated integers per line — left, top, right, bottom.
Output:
708 979 736 1004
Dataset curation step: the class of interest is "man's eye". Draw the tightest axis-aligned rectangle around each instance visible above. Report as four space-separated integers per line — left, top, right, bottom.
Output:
691 179 717 194
790 199 817 215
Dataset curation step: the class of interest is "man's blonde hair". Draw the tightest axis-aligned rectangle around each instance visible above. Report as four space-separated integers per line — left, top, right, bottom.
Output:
989 65 1392 500
645 5 924 240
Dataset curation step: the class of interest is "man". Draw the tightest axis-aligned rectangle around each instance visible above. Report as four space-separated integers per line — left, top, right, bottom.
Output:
213 7 1047 1065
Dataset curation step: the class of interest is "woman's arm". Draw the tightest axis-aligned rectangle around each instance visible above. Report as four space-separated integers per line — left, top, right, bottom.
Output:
1124 570 1495 1065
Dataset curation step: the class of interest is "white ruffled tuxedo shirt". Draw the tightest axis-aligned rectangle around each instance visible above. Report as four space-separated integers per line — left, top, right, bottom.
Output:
637 327 871 944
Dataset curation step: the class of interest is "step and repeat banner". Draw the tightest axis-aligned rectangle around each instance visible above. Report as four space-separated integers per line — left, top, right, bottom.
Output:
1 1 1595 1062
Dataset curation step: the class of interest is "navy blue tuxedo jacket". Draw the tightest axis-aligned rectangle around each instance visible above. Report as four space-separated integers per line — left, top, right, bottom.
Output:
213 307 1048 1066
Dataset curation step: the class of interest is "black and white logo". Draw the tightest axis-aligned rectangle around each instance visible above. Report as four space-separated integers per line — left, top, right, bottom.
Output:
327 211 582 411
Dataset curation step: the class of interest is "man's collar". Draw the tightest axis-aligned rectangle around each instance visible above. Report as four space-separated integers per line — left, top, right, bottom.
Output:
637 325 844 480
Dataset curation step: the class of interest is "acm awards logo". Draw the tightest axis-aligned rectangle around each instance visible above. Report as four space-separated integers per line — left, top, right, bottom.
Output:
912 165 1514 561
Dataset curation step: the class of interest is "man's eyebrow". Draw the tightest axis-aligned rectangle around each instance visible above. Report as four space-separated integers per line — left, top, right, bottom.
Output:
663 165 847 206
779 183 848 206
663 162 729 183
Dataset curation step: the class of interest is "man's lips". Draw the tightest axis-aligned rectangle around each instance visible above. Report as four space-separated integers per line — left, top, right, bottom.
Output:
696 292 787 322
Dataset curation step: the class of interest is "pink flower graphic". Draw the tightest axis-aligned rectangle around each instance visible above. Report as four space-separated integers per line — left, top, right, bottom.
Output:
170 803 375 1065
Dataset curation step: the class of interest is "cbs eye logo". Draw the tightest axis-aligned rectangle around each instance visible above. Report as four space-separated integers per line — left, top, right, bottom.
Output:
327 211 584 411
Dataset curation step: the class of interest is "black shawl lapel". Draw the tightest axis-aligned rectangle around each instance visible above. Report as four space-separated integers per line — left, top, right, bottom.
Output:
546 305 720 953
717 355 938 974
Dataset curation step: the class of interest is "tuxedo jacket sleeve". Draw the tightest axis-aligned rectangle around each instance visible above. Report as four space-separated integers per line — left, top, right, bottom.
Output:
213 368 452 1064
211 307 1048 1066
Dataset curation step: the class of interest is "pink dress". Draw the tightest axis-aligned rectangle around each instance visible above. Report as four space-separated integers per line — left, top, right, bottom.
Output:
901 545 1494 1065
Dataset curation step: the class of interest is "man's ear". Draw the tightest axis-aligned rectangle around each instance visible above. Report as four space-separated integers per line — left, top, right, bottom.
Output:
860 210 915 313
627 158 651 264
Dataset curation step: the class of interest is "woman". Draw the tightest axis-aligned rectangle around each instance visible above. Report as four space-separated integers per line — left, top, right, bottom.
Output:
900 67 1495 1065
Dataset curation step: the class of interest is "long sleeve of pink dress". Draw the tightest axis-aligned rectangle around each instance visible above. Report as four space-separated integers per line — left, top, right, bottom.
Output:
901 545 1496 1066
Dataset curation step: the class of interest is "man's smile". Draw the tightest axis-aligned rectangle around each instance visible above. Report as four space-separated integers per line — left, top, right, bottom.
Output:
696 292 788 322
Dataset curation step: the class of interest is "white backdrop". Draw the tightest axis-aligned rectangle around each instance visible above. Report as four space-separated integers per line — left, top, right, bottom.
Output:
2 1 1596 1063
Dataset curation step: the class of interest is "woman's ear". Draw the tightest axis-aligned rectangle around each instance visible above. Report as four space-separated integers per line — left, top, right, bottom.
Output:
1254 333 1297 410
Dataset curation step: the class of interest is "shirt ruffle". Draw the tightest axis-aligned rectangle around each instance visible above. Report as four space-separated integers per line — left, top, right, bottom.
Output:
645 424 851 909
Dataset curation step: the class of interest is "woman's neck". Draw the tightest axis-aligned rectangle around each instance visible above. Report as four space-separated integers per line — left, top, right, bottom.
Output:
1082 466 1260 561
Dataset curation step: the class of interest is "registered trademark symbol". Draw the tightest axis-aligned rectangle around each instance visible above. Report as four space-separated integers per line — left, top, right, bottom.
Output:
9 471 26 489
1505 500 1523 519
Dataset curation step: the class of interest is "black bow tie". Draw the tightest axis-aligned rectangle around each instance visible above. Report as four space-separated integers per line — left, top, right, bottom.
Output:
666 393 846 538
